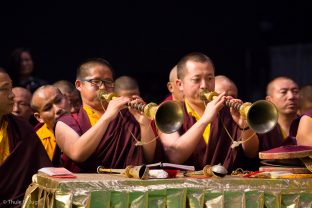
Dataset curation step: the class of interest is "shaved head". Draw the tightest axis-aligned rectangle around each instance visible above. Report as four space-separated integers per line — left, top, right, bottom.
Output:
215 75 238 98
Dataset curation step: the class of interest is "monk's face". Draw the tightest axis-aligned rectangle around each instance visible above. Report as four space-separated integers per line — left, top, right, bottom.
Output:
12 87 33 120
0 72 14 116
76 64 113 112
33 86 68 129
266 78 299 116
178 60 215 106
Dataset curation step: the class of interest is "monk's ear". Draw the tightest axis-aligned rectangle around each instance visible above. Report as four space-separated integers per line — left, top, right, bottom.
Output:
34 112 44 124
265 95 271 102
167 82 173 93
176 79 183 91
75 80 82 91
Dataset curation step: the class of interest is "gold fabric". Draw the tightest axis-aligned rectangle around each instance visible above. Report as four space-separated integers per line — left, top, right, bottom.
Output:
0 119 9 164
36 123 56 161
83 105 100 126
23 173 312 208
185 99 211 144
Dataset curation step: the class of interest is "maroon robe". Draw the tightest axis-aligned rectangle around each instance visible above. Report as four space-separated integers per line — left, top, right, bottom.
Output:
290 109 312 139
168 103 249 172
258 124 290 152
57 107 145 173
0 114 52 207
240 124 288 171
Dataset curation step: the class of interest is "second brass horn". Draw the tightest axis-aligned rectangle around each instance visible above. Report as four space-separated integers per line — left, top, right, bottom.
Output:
200 90 278 134
98 91 184 134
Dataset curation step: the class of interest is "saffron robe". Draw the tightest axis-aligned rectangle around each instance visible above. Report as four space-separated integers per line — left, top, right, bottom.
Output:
34 122 61 167
0 114 52 206
57 107 145 173
174 103 248 172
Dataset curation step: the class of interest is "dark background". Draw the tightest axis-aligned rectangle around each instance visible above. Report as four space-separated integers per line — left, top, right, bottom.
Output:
1 1 312 103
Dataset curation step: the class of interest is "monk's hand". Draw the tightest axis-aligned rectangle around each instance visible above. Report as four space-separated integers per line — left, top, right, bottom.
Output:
229 98 247 129
128 95 150 126
103 96 130 121
201 92 225 124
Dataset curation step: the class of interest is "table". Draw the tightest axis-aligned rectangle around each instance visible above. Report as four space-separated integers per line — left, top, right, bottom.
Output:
22 173 312 208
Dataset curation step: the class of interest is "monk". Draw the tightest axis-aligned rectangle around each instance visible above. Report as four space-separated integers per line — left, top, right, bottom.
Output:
214 75 238 98
114 75 140 97
0 68 51 206
165 65 184 103
256 77 300 154
54 58 156 172
31 85 69 163
53 80 82 113
157 52 259 171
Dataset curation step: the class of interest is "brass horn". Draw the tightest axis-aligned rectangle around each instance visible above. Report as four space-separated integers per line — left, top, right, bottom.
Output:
97 165 149 179
97 90 184 134
200 90 278 134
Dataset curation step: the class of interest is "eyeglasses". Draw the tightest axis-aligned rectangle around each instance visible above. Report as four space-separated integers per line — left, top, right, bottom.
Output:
81 79 114 88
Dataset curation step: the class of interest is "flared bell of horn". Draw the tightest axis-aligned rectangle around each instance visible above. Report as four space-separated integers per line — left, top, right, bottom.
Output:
200 90 278 134
154 101 184 134
246 100 279 134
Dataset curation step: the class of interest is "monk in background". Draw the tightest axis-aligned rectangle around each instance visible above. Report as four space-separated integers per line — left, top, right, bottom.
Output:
53 80 82 113
214 75 238 98
12 86 37 126
165 65 184 103
114 75 140 97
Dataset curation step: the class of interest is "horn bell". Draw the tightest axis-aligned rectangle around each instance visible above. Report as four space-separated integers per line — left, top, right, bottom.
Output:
246 100 278 134
154 101 184 134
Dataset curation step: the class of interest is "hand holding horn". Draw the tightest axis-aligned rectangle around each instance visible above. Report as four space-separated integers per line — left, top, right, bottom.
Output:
97 90 184 134
200 90 278 134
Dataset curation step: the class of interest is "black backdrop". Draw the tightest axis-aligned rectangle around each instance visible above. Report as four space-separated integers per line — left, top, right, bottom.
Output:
1 1 312 103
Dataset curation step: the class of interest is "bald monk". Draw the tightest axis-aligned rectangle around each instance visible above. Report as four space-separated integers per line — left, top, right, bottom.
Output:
31 85 69 162
0 68 51 205
53 80 82 113
257 76 300 152
114 75 140 97
165 65 184 103
12 87 33 120
157 52 259 171
214 75 238 98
